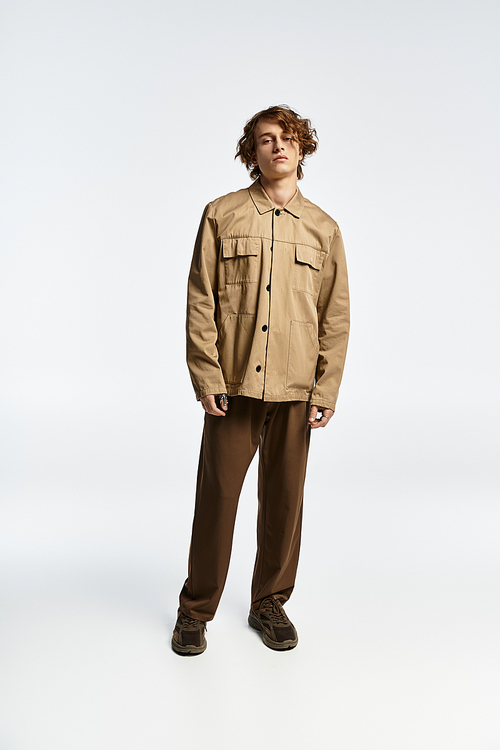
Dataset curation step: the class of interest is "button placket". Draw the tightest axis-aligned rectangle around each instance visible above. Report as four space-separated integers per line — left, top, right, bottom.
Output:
261 209 277 397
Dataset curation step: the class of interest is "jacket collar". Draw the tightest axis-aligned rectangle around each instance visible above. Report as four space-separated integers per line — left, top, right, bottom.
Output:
248 179 304 219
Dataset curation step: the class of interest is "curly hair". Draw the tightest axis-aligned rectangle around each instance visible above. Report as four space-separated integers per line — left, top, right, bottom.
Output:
235 105 318 181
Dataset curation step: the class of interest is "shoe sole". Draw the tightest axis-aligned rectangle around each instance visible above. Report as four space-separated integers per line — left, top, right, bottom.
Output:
248 611 298 651
171 636 207 656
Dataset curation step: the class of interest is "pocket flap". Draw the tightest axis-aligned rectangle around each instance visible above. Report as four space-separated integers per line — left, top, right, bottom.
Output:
295 244 324 270
222 238 260 258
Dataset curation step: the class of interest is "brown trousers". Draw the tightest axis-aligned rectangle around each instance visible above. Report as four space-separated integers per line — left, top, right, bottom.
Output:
179 397 311 621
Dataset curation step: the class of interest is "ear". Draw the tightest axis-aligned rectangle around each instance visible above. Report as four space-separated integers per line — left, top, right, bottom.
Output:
251 152 258 165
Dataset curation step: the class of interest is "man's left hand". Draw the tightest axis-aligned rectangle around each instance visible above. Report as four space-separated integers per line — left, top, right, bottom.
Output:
308 404 334 429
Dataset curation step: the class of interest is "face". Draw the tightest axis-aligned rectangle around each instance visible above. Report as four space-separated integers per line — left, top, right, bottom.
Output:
252 117 302 181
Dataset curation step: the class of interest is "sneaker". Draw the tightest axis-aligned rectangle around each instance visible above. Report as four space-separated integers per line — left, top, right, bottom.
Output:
171 609 207 655
248 597 298 650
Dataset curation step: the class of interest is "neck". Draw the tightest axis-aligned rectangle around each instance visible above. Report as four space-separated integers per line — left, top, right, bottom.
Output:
259 173 298 209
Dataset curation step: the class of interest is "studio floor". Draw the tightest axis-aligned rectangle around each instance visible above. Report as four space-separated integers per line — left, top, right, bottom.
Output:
1 468 498 750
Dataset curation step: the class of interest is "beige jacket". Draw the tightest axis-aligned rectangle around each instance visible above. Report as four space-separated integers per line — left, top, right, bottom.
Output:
186 180 350 412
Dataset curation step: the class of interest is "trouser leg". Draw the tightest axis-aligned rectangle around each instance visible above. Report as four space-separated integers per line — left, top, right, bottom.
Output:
251 400 311 611
179 397 266 621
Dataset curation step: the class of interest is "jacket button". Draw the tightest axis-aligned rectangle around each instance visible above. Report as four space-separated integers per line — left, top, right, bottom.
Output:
262 325 268 332
266 284 270 291
275 209 280 216
256 365 261 372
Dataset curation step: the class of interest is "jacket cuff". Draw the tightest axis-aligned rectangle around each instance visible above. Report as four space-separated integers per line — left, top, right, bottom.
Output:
195 383 227 400
310 392 337 412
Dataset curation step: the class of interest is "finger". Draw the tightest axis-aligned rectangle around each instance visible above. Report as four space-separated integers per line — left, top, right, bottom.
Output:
200 395 226 416
309 408 333 429
204 405 226 416
200 395 214 411
310 415 328 429
308 405 319 423
309 418 324 428
321 409 334 425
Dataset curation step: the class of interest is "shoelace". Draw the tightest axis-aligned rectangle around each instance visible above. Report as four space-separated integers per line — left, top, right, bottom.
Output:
179 613 206 629
260 597 289 625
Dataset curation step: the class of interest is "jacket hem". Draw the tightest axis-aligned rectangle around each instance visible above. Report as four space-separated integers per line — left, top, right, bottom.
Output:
225 385 313 403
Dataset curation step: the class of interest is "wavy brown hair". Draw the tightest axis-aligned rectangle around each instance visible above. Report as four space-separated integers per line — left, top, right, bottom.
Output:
235 105 318 181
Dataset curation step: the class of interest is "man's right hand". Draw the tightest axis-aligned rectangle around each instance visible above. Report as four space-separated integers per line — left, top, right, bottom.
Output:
200 394 228 416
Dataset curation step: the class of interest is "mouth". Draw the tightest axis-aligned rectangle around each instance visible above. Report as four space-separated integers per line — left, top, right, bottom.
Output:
273 156 288 162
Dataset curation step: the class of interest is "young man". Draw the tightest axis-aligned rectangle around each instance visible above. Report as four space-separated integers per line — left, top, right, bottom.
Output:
172 105 350 655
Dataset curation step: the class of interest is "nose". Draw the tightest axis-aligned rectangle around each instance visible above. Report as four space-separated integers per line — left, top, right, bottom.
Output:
274 138 285 152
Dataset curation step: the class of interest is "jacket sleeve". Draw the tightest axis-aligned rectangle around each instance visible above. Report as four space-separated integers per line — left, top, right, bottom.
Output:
186 203 227 400
311 226 350 412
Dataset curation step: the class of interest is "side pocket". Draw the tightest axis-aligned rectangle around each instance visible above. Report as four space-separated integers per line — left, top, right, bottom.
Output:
217 314 256 385
286 320 319 390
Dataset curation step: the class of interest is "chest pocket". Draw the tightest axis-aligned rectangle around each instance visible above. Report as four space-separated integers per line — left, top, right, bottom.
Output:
292 244 327 296
222 238 260 285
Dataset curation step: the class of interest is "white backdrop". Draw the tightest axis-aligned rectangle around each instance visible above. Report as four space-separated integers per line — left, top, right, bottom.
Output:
1 1 499 748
